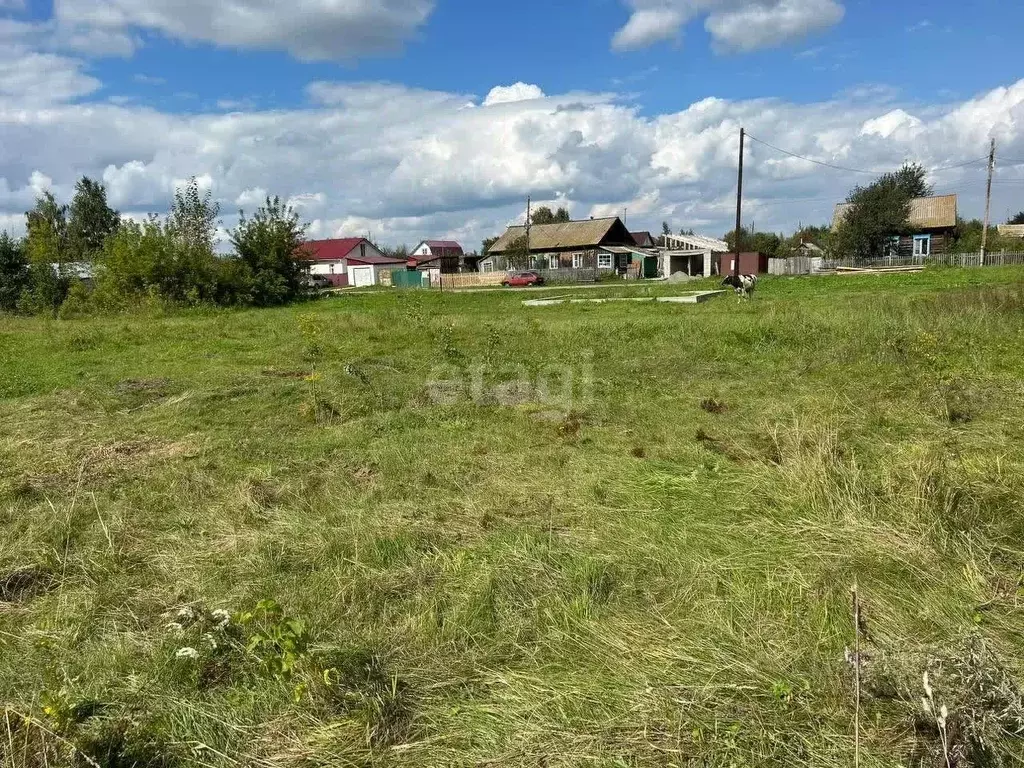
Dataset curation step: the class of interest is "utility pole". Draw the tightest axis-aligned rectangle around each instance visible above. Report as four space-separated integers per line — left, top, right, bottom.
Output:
981 138 996 265
733 127 745 276
525 195 531 271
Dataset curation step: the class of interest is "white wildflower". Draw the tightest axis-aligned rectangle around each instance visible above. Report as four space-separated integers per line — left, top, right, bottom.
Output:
176 606 197 622
201 632 217 650
921 697 932 713
175 646 199 660
165 621 184 634
211 609 231 629
938 704 949 729
923 671 933 699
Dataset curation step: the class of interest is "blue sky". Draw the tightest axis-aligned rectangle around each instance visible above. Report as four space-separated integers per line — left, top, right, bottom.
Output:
2 0 1023 246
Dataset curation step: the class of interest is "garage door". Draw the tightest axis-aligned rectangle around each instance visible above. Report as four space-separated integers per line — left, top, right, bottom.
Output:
350 266 375 287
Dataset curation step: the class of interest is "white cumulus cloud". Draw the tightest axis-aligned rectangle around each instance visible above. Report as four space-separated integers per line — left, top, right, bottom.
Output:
2 69 1023 252
54 0 436 59
613 0 845 52
483 83 546 107
0 45 100 105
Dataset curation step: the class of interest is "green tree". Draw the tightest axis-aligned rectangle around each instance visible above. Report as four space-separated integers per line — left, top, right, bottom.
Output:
68 177 120 261
1009 211 1024 225
0 232 29 312
831 163 932 259
169 177 220 255
506 234 530 270
952 218 1019 254
162 177 222 303
93 216 168 306
481 236 499 255
722 226 750 253
23 192 71 313
722 227 781 257
679 228 695 236
230 196 309 307
381 243 410 259
532 206 570 225
532 206 555 225
661 221 671 237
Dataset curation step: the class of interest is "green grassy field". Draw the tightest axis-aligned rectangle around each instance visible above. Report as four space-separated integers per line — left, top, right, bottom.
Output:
2 269 1024 767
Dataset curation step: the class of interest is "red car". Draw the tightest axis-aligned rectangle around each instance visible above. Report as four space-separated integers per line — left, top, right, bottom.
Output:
502 271 545 288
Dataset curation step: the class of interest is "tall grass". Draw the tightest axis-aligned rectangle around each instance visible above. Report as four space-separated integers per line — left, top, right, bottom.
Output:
2 268 1024 766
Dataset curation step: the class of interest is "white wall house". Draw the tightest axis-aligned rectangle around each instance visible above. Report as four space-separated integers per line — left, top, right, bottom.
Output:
304 238 403 287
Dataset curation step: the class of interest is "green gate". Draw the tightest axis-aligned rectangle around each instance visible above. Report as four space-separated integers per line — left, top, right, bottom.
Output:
391 270 425 289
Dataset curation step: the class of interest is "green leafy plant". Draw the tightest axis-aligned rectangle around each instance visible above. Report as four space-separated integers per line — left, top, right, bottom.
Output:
237 599 311 681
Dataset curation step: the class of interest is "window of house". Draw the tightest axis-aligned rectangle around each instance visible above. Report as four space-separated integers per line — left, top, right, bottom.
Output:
572 253 583 269
360 243 366 259
328 263 335 274
548 254 560 270
529 256 538 269
481 261 493 273
913 234 931 257
597 253 613 269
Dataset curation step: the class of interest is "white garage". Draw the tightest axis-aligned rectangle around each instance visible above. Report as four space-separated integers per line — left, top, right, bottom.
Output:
348 265 376 287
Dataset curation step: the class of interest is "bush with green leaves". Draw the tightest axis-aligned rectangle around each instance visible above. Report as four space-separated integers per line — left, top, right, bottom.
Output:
230 195 309 307
0 232 28 312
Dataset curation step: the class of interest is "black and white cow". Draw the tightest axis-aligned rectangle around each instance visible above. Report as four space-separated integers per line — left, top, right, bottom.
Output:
722 274 757 299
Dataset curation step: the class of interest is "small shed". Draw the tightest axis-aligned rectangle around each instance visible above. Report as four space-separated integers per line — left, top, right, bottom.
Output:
718 252 769 275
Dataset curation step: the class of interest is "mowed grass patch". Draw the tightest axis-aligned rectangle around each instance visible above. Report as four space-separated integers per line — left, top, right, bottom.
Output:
2 268 1024 766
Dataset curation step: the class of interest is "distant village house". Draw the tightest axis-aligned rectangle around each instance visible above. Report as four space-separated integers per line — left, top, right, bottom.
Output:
479 217 648 274
304 238 406 287
833 194 958 257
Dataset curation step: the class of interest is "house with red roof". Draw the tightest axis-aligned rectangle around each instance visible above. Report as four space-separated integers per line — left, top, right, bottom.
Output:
303 238 406 287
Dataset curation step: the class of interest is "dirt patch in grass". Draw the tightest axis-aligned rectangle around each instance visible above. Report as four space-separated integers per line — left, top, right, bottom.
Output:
115 378 170 394
86 439 196 469
0 565 52 603
557 412 585 439
695 428 745 462
700 397 728 414
15 438 202 491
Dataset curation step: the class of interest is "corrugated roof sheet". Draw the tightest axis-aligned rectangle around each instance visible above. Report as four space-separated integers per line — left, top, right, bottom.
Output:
303 238 404 264
348 253 406 265
662 233 729 252
424 240 463 251
488 217 623 253
303 238 364 261
833 194 957 230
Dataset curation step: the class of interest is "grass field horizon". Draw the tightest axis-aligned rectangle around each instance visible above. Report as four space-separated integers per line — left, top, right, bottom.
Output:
3 269 1024 767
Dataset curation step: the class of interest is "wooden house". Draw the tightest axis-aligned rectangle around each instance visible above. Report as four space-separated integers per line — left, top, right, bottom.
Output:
479 217 639 273
833 194 958 257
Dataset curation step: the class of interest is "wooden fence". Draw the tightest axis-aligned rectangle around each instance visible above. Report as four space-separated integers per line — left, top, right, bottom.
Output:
770 252 1024 275
768 256 822 275
438 272 508 289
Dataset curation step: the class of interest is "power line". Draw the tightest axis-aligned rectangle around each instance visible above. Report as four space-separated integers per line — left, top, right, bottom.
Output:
746 133 879 174
745 132 990 176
